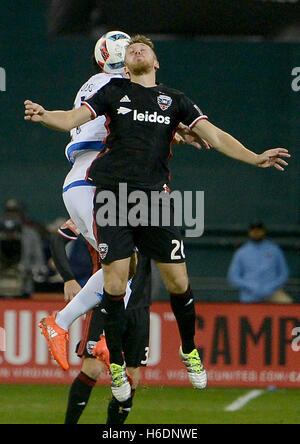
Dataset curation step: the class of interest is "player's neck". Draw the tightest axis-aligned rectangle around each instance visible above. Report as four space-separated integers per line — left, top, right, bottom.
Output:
130 71 156 88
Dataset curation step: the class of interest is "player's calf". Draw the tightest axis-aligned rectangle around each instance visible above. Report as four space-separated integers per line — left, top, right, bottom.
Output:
170 285 196 354
106 395 133 424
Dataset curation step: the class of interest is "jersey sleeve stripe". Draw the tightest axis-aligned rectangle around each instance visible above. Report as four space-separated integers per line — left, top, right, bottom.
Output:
82 102 97 119
189 115 208 129
57 228 78 241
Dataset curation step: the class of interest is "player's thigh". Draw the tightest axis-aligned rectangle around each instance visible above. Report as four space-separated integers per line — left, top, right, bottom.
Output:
155 261 189 294
123 307 150 370
63 185 97 249
93 190 135 264
101 257 131 294
82 357 105 381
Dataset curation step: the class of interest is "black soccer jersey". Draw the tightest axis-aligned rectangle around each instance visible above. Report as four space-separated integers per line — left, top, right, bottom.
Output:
83 78 208 191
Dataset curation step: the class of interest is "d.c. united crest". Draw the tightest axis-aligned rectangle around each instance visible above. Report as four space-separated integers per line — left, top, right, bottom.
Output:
157 94 172 111
98 243 108 260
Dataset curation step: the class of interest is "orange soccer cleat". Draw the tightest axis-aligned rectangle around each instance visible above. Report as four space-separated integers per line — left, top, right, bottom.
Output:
92 334 110 372
38 314 69 371
92 335 133 387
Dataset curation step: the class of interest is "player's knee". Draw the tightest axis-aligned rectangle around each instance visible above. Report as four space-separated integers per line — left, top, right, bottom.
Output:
127 367 141 389
82 357 105 381
105 279 127 295
167 276 189 294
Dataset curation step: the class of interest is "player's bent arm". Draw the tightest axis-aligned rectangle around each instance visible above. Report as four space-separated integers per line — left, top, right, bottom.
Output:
192 119 259 166
24 100 93 132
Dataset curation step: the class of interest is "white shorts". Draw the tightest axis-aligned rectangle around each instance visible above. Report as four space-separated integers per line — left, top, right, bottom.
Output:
63 151 99 188
63 185 96 249
62 151 99 249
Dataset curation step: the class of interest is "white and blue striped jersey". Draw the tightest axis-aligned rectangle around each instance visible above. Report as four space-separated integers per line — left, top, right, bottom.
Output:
65 72 122 165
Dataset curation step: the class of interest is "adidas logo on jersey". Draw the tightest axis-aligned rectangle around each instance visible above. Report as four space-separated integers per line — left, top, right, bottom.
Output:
47 326 58 338
120 95 131 102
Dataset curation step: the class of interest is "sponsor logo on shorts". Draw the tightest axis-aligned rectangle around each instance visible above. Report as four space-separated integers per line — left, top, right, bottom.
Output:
98 243 109 260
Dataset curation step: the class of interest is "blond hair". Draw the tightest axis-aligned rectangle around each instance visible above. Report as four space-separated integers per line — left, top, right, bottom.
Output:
126 35 157 58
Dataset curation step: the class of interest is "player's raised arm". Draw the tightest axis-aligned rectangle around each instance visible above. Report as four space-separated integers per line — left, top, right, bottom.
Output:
192 119 290 171
24 100 93 132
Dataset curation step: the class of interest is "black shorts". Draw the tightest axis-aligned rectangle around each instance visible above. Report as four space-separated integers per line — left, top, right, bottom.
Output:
76 305 150 367
94 188 186 264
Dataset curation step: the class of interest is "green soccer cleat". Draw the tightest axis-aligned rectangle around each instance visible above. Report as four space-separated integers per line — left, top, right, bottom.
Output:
110 363 131 402
179 347 207 389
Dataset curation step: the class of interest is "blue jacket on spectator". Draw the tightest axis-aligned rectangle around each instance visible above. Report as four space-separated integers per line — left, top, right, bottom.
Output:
227 239 289 303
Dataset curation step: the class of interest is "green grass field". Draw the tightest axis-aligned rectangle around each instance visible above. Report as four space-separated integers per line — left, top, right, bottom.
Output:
0 385 299 424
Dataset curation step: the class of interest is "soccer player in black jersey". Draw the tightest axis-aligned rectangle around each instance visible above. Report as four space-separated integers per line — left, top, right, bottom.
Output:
25 35 290 402
51 219 152 424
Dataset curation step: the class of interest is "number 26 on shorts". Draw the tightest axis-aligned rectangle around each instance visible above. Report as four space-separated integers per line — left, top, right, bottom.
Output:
171 240 185 260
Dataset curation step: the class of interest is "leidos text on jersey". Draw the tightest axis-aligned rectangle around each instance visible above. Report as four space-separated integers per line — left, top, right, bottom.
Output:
133 109 170 125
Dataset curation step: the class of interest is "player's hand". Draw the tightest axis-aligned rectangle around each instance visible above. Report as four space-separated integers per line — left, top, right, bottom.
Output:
24 100 46 122
175 123 211 150
64 279 82 302
257 148 290 171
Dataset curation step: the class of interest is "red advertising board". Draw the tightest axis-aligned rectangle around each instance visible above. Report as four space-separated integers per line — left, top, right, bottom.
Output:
0 300 300 387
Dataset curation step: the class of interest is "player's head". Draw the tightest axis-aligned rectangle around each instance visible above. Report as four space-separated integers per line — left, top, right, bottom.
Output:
125 35 159 76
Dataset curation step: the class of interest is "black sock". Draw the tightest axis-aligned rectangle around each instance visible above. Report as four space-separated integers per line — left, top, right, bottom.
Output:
101 289 126 366
106 394 133 424
170 285 196 354
64 371 96 424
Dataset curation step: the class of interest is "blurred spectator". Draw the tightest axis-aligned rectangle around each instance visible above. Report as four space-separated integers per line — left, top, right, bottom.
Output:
0 210 46 298
4 198 48 238
227 221 292 303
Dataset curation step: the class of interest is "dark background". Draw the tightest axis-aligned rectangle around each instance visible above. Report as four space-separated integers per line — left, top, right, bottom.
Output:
0 1 299 300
